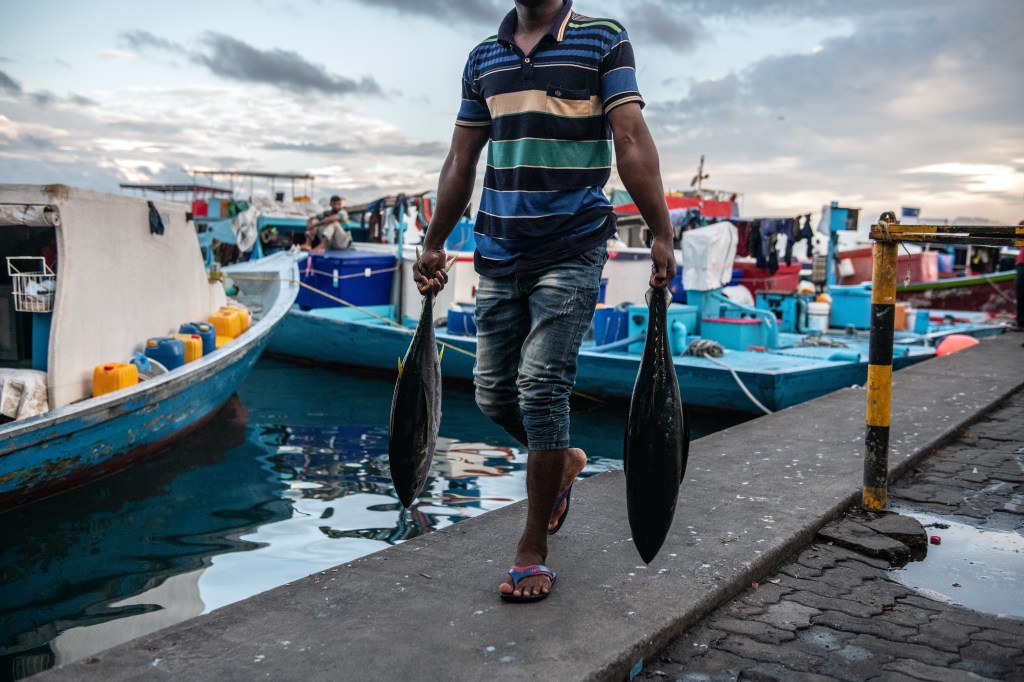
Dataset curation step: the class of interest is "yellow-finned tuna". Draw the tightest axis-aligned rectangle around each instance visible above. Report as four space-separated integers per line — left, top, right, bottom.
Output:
388 290 442 508
623 287 690 563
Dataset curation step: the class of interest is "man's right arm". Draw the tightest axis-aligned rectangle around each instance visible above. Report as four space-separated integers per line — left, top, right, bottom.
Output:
415 124 489 294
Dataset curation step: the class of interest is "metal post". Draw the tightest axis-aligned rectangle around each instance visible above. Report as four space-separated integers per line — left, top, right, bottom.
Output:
863 214 898 510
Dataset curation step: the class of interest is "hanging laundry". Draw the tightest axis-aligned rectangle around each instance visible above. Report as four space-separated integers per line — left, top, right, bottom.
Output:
749 219 764 267
798 214 814 259
732 220 752 258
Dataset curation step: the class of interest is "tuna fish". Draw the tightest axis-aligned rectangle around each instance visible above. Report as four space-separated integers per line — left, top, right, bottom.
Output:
388 290 442 508
624 287 690 563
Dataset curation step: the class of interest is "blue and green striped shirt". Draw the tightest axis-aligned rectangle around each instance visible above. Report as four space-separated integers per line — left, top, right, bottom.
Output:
457 0 644 276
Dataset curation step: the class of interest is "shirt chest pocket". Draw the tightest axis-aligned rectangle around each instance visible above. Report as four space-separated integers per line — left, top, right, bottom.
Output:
545 85 596 117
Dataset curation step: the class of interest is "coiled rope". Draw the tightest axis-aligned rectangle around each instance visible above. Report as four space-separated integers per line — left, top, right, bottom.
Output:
684 339 772 415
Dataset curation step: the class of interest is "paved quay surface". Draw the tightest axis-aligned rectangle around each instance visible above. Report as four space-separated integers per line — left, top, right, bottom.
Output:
40 334 1024 682
638 388 1024 681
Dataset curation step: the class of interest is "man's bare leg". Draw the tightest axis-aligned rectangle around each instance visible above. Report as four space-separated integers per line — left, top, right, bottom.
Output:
499 448 567 598
548 447 586 532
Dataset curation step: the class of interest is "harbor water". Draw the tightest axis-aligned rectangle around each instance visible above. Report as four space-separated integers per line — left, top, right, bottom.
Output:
0 357 747 680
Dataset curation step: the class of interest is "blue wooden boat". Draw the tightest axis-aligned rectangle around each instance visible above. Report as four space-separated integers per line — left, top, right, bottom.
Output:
264 211 1004 415
270 295 936 415
0 186 299 512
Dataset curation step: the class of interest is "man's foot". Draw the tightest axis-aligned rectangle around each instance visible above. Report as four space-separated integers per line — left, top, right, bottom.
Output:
499 565 556 603
548 448 586 533
499 552 553 600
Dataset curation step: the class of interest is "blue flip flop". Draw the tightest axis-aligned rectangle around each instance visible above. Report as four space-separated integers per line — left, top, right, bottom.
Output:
500 565 557 603
548 483 573 536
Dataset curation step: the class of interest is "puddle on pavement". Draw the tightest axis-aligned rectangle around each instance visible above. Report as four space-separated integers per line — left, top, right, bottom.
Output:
888 505 1024 618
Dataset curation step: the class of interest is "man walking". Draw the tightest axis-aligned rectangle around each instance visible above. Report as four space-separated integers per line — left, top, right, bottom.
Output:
413 0 675 602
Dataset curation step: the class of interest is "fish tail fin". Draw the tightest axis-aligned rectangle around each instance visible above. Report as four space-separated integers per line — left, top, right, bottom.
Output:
444 255 458 272
438 345 445 363
397 357 403 376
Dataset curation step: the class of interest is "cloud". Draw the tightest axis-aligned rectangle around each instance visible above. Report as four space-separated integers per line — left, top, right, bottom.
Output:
0 70 22 95
98 50 135 61
118 30 183 53
263 138 445 158
344 0 503 25
642 1 1024 219
263 141 353 154
0 84 448 202
626 2 706 51
118 29 383 97
194 32 382 96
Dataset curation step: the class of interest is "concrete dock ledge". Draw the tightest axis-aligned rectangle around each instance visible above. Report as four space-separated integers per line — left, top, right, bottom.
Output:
40 334 1024 681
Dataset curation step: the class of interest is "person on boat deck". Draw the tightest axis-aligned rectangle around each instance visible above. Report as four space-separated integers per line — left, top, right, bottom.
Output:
302 195 352 252
413 0 675 604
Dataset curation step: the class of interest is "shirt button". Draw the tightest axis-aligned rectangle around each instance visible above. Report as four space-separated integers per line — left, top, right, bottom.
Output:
555 90 562 96
524 57 531 63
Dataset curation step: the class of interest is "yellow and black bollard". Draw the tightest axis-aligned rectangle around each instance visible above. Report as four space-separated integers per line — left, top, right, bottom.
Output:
863 213 898 510
862 213 1023 511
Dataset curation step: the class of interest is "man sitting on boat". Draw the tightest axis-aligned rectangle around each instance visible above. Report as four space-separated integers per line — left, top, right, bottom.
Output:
302 195 352 252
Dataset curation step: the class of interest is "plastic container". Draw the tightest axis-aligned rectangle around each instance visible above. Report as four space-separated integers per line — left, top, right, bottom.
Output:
937 253 954 273
894 303 909 331
144 337 185 371
191 200 208 217
904 309 917 334
179 322 216 355
807 301 830 333
447 306 477 336
829 285 873 329
914 309 930 334
627 304 698 354
296 251 396 309
444 218 477 252
593 307 628 346
93 362 139 397
734 262 802 294
208 308 245 339
171 333 204 363
669 267 741 303
223 305 251 332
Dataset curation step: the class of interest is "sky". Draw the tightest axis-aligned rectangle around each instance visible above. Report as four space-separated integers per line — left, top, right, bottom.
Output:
1 0 1022 226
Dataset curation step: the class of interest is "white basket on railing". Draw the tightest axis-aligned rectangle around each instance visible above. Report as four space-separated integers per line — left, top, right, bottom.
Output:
6 257 56 313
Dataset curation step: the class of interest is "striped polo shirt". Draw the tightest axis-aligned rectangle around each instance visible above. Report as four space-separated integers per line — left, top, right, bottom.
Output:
456 0 644 277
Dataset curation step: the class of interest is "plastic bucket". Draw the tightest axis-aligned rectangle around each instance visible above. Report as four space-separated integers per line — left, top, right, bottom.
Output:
593 308 628 346
447 309 477 336
807 301 830 333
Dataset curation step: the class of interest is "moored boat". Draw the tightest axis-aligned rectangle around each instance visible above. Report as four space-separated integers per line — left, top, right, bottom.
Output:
0 185 299 511
267 221 941 415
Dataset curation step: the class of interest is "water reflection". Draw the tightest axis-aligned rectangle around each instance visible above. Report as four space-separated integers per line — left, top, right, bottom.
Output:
0 358 748 680
0 399 290 680
889 505 1024 618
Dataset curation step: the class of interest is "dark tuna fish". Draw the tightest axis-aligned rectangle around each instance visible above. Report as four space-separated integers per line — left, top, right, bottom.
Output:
623 287 690 563
388 291 442 508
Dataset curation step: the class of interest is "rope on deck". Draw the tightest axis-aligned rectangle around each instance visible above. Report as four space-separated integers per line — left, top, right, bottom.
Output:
685 339 773 415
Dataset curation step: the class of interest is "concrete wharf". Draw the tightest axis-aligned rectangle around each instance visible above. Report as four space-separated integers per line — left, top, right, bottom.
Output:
39 334 1024 681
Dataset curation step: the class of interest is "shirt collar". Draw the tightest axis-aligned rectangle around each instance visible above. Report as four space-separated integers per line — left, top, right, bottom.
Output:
498 0 574 46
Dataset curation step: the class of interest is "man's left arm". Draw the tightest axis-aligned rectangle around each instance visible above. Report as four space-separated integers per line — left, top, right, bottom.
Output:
607 102 676 288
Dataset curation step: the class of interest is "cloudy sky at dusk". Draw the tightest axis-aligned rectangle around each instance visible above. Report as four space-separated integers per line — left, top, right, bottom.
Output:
1 0 1022 226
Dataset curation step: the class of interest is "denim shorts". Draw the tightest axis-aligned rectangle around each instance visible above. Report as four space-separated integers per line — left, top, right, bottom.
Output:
473 244 608 451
